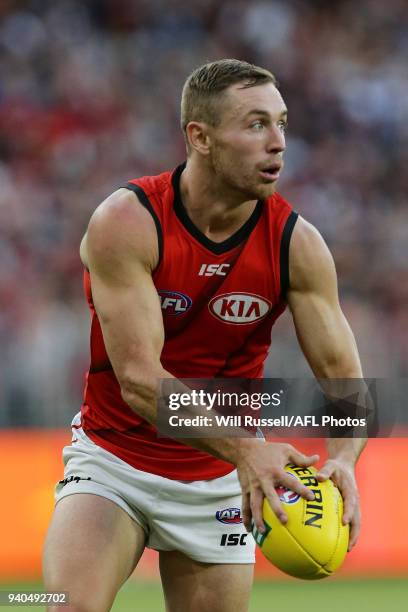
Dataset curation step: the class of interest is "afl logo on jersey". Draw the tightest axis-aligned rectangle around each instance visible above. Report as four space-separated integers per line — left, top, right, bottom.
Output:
159 290 192 315
209 293 271 324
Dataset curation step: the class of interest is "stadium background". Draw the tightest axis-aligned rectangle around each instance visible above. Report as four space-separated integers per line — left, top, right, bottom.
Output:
0 0 407 610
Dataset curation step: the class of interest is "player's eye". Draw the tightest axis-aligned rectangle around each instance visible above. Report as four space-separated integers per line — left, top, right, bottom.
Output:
278 121 288 133
250 120 265 131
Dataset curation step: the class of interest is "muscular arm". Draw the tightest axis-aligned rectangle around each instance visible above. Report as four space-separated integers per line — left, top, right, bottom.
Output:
287 217 362 379
84 189 166 415
287 217 367 548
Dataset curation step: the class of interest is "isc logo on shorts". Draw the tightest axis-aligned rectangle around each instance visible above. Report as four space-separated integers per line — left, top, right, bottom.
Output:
220 533 248 546
209 293 271 324
158 290 192 315
216 508 243 524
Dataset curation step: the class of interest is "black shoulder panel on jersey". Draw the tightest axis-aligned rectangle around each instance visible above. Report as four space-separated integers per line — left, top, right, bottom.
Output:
123 183 163 265
280 210 299 299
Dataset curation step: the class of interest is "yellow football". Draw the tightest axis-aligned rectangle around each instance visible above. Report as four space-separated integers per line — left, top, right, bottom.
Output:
252 464 349 579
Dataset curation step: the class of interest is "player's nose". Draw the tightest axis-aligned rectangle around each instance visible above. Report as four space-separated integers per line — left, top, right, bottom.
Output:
266 125 285 154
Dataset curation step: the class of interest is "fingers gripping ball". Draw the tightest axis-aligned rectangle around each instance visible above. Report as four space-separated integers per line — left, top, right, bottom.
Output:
252 465 349 580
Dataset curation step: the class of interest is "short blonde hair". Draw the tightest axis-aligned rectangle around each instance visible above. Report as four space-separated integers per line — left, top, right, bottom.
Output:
181 59 277 136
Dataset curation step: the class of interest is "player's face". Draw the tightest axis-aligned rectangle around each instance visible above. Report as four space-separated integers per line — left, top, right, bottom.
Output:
208 83 288 200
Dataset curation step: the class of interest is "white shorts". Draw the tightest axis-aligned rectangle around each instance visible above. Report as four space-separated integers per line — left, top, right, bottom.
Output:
55 414 255 564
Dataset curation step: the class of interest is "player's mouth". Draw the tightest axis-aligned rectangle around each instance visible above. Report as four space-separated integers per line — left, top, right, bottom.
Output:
259 163 282 182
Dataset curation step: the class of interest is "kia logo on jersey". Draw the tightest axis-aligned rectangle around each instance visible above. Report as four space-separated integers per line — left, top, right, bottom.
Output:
209 293 271 324
158 290 192 315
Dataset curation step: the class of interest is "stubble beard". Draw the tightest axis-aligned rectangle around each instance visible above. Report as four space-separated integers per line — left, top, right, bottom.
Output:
210 147 275 203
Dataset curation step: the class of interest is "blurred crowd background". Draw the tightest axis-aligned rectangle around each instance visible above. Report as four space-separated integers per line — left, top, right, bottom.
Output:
1 0 407 427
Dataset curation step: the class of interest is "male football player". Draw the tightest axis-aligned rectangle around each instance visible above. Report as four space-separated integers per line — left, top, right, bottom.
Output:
43 60 366 612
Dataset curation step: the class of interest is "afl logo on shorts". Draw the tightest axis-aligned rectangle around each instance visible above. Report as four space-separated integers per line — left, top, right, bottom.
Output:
158 290 192 315
216 508 243 524
209 293 271 324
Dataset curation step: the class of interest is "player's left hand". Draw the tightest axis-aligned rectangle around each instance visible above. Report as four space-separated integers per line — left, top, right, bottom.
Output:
316 459 360 552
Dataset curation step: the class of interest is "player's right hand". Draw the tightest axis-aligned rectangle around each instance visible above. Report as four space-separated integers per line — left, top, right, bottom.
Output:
236 442 319 533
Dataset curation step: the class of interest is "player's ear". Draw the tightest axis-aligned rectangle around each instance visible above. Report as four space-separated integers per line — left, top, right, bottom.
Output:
185 121 211 156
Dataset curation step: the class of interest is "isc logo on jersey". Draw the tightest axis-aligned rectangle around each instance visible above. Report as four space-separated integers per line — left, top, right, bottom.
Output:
158 290 192 315
199 263 230 277
209 293 271 324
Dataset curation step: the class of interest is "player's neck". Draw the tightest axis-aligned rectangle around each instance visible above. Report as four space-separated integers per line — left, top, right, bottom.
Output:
179 160 258 241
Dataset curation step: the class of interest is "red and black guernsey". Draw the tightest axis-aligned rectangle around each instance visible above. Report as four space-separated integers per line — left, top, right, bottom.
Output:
81 163 298 480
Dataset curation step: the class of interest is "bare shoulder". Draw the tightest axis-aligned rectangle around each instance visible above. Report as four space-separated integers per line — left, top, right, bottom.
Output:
80 188 159 272
289 216 337 293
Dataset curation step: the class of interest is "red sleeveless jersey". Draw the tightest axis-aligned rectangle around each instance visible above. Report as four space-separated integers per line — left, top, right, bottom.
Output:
81 163 298 480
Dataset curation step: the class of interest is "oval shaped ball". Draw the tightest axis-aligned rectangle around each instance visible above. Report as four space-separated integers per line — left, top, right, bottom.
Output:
252 464 349 579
